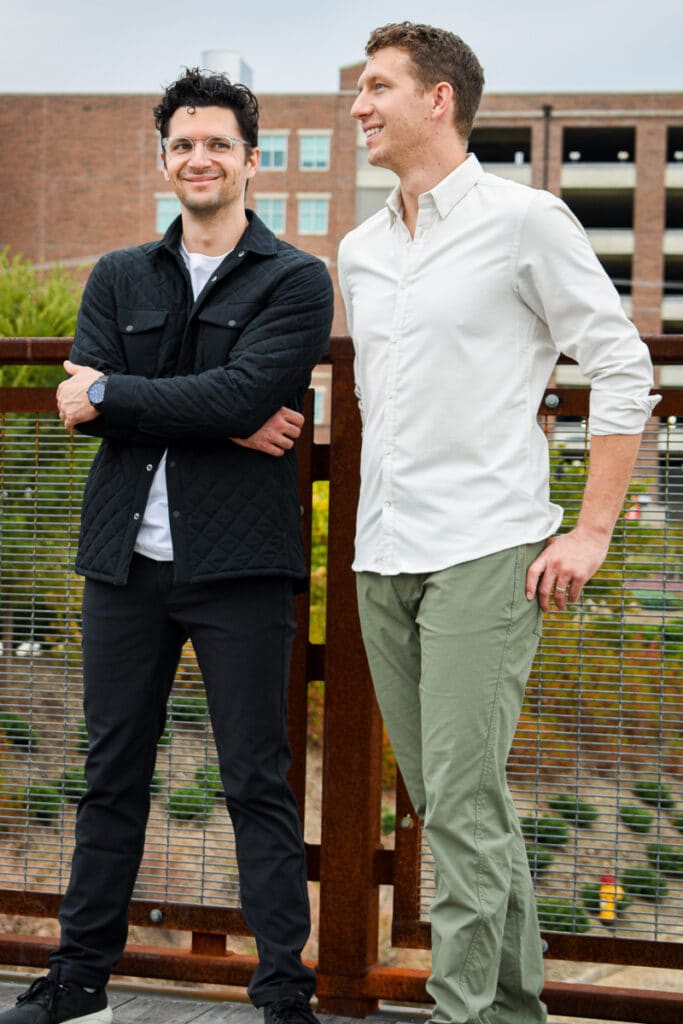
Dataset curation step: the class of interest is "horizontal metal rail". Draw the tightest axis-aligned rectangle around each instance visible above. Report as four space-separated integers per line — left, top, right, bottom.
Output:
0 336 681 1023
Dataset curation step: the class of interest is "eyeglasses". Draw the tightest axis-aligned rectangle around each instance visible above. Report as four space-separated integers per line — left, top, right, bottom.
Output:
161 135 249 159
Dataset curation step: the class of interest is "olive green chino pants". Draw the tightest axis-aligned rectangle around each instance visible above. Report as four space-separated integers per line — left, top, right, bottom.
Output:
357 543 548 1024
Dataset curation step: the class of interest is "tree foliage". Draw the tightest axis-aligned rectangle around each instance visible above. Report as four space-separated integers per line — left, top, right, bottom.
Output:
0 247 82 386
0 249 88 656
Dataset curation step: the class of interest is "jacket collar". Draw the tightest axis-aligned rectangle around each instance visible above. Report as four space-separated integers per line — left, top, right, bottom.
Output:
161 208 278 258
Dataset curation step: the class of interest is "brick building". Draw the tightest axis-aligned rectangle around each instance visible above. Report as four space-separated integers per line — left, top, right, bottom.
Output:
2 67 682 338
1 68 682 503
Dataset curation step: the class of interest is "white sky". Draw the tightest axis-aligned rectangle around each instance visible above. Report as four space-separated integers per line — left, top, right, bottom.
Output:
0 0 681 96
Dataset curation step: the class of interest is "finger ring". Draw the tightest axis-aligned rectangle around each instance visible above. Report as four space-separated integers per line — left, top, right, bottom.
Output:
555 586 567 593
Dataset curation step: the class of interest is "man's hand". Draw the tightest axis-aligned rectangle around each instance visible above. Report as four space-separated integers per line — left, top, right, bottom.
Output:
56 360 103 429
525 527 610 612
231 407 304 456
526 433 642 612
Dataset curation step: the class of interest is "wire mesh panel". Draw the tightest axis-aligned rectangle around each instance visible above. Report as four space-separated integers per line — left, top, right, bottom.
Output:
412 414 682 943
0 411 241 911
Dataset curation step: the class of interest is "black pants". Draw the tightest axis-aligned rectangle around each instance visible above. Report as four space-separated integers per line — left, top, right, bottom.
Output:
49 555 315 1005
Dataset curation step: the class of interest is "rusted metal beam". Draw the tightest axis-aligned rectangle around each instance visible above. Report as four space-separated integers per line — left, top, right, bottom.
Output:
542 980 683 1024
318 967 683 1024
0 338 71 363
316 348 382 1019
0 386 57 412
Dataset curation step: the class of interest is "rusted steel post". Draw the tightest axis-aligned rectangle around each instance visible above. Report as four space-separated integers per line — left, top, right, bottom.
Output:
316 341 383 1017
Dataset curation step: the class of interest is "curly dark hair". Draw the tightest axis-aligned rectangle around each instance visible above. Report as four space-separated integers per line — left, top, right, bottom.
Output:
365 22 484 140
153 67 259 149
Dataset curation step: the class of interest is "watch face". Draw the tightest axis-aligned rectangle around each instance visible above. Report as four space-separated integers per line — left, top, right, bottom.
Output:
88 377 106 408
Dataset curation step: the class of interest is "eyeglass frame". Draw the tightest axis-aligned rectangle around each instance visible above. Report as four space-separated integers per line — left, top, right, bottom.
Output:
161 135 251 159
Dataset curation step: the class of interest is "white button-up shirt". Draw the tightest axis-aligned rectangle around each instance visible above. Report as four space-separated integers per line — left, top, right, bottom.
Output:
338 155 658 576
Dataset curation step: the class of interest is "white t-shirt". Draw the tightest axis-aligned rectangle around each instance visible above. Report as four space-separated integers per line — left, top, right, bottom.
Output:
133 242 231 561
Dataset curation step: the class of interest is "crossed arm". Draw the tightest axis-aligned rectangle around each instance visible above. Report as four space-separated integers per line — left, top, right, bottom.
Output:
56 360 304 456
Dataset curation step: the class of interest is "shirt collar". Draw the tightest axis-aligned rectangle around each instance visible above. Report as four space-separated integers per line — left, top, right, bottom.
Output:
162 208 278 258
385 152 484 223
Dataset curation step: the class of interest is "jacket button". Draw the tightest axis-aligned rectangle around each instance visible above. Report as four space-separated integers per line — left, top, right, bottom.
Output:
237 251 245 257
172 510 180 519
146 464 153 471
211 275 218 282
133 512 140 520
168 460 176 468
228 319 236 327
125 324 134 332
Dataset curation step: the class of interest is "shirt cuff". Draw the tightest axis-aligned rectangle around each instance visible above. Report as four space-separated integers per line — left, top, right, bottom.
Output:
588 392 661 435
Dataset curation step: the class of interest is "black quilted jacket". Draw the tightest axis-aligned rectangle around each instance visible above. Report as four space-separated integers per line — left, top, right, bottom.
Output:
71 213 333 587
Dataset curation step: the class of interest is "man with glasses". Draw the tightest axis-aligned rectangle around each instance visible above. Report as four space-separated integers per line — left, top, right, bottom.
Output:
3 68 332 1024
339 22 657 1024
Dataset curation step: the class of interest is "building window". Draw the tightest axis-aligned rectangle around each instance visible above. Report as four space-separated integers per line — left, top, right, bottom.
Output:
298 197 329 235
156 194 181 233
260 133 288 170
299 133 331 170
256 196 287 234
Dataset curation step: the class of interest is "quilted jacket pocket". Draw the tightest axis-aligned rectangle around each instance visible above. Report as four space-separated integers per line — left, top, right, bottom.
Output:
118 309 168 375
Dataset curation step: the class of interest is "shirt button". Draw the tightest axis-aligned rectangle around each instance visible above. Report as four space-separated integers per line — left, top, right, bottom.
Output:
133 512 140 520
211 275 218 282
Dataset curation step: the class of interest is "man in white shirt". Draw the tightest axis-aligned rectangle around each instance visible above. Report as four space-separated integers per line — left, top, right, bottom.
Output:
338 22 657 1024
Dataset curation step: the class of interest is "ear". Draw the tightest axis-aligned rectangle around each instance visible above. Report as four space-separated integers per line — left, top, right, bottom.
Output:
246 146 260 179
430 81 454 121
161 154 170 182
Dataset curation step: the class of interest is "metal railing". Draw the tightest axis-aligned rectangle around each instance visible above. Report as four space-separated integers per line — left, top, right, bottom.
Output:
0 336 681 1023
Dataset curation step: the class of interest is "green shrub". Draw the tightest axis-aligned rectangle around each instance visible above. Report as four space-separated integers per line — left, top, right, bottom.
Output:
194 764 223 799
150 771 164 798
646 843 683 876
580 881 631 917
57 768 87 804
168 786 213 823
620 867 668 903
536 898 590 934
520 815 570 846
0 248 82 348
671 812 683 836
548 794 599 828
619 804 654 834
24 783 62 824
0 713 39 751
525 843 555 877
169 694 209 724
631 779 676 811
381 806 396 836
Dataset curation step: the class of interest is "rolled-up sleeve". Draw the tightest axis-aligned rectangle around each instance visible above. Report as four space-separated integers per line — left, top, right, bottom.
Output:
516 190 659 435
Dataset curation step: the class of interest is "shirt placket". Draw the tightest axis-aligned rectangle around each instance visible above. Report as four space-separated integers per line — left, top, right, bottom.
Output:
380 209 431 572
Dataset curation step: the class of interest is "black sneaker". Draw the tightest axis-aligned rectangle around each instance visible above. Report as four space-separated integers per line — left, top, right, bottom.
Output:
0 976 112 1023
263 994 319 1024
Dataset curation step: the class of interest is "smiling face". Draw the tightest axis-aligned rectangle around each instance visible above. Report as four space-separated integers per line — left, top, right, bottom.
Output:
351 47 436 176
161 105 259 219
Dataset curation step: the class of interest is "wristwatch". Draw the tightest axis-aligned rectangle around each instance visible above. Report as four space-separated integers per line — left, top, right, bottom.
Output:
87 374 108 409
